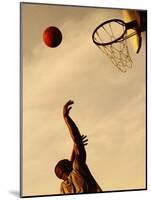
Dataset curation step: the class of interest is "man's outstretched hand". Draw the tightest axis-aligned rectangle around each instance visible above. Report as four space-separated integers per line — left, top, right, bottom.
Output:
63 100 74 118
81 135 88 146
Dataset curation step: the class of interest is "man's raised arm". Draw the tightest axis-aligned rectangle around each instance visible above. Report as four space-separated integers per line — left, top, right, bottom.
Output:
63 100 87 163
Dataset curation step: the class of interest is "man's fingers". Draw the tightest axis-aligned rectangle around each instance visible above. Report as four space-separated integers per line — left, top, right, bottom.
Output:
81 135 87 138
82 139 88 143
67 107 72 112
81 134 88 146
64 100 74 107
81 135 87 139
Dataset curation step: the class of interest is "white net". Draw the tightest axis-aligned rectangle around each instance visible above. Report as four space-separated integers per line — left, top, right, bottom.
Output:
97 39 133 72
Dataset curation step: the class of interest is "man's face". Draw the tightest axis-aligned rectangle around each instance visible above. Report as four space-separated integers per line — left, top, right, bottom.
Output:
56 167 69 181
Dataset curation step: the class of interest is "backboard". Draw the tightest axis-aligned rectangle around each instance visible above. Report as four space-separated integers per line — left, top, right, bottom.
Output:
122 10 146 53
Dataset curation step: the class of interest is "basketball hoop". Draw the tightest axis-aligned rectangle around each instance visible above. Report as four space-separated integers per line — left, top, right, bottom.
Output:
92 18 142 72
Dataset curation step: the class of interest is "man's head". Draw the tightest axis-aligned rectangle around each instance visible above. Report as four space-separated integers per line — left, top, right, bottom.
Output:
54 159 72 180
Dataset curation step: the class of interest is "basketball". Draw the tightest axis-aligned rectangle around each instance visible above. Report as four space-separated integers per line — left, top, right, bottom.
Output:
43 26 62 48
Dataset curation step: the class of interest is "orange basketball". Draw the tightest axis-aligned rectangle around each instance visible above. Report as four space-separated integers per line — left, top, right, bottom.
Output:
43 26 62 48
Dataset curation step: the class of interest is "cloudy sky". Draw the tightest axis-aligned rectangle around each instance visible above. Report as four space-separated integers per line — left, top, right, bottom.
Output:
22 3 146 196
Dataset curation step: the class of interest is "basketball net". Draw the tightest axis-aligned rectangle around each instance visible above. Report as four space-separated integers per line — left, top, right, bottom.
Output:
96 33 133 73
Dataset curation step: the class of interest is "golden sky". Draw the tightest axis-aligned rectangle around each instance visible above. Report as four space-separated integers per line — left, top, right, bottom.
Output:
22 3 146 196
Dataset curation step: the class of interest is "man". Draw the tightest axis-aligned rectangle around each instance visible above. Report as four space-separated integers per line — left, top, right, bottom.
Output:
54 100 102 194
